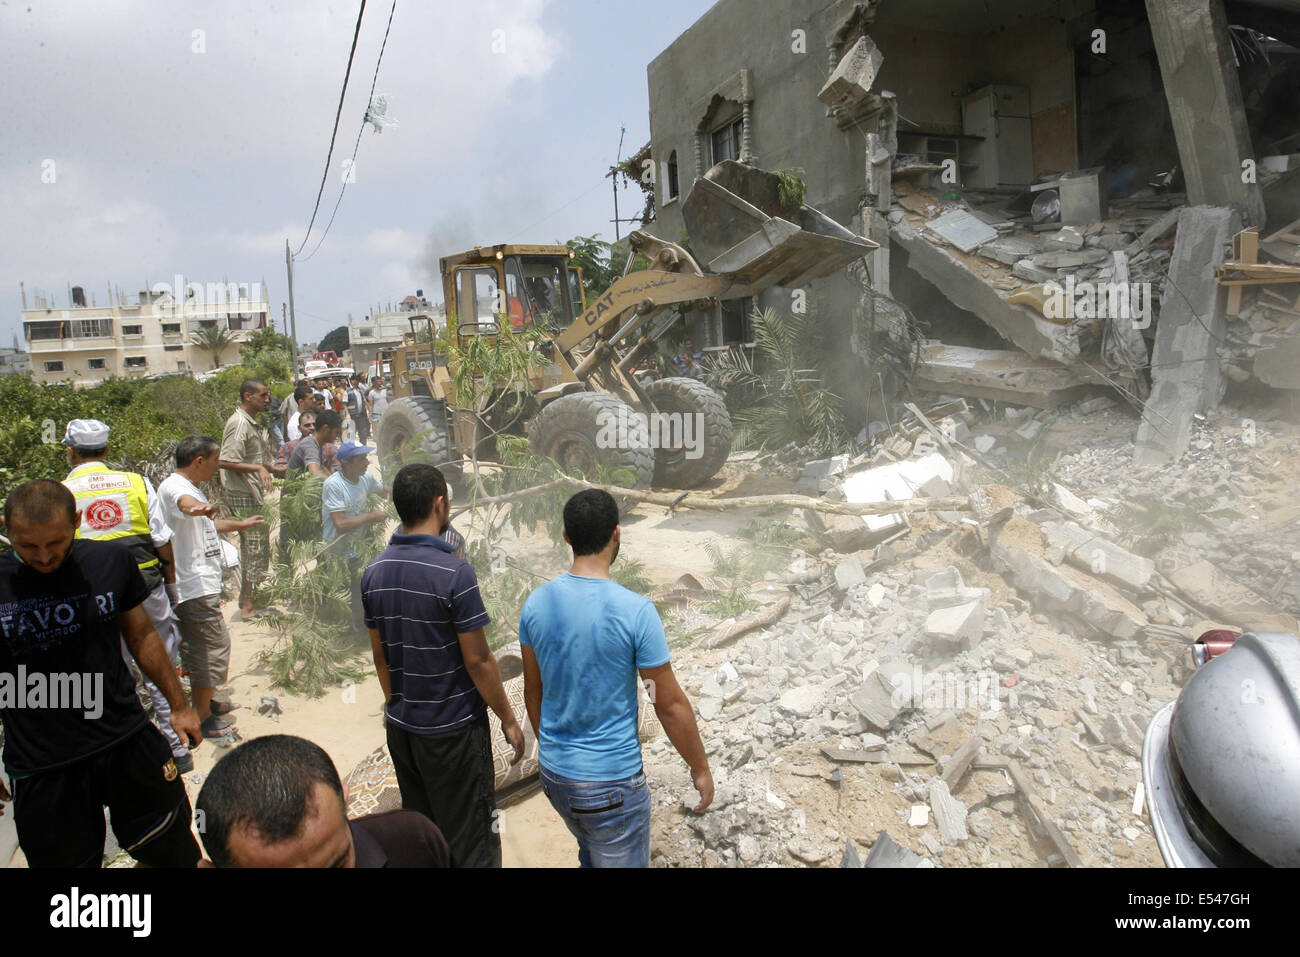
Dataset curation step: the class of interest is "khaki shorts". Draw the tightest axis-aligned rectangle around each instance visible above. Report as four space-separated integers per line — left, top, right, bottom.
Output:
175 594 230 689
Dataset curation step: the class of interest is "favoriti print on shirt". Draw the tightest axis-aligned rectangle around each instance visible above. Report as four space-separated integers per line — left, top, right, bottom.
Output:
0 589 116 651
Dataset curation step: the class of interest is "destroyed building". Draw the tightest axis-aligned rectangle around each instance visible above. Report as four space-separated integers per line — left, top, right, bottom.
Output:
645 0 1300 460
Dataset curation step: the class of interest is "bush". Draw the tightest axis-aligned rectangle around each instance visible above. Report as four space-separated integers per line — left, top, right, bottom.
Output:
0 370 287 493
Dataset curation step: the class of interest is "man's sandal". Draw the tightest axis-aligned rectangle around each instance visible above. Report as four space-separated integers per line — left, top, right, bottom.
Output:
201 714 236 736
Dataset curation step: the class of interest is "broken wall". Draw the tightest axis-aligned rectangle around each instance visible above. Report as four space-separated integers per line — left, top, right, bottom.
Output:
983 20 1078 176
646 0 877 430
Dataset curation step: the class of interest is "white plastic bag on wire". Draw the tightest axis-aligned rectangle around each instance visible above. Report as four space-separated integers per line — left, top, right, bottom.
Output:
364 94 398 134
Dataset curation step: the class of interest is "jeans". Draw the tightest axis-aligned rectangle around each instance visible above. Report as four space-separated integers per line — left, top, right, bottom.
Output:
540 765 651 868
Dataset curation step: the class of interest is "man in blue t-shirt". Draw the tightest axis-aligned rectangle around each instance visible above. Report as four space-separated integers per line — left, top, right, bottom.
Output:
520 489 712 868
322 442 387 636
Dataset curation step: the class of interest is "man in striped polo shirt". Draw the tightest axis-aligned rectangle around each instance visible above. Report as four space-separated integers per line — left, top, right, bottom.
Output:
361 463 525 868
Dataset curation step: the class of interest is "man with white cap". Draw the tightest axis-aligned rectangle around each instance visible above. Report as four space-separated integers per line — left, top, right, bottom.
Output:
61 418 199 772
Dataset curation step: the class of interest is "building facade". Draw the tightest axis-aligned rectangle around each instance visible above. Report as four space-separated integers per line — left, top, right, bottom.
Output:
0 347 31 376
348 299 445 373
21 283 270 386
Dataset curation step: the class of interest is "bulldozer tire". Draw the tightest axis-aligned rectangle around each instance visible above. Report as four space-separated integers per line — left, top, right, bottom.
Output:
645 377 732 488
529 392 655 489
376 396 462 487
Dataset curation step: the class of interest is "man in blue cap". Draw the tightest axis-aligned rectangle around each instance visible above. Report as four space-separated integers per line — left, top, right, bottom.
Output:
322 442 387 636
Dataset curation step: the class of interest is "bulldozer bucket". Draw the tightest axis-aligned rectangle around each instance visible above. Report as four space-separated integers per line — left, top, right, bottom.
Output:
682 160 877 290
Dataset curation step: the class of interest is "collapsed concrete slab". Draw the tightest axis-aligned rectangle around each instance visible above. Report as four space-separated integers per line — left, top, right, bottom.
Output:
990 517 1148 640
1133 206 1241 466
1041 521 1156 592
911 342 1092 409
891 219 1100 376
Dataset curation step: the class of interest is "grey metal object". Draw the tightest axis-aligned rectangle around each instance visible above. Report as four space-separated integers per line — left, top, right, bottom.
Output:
681 160 876 289
1031 189 1060 224
1143 632 1300 867
1029 168 1107 225
1142 701 1215 868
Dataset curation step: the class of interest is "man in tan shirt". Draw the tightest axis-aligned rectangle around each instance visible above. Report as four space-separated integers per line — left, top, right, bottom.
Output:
219 378 275 620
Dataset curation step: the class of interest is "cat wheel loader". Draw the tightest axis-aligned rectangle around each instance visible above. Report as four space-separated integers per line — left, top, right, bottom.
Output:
376 160 877 490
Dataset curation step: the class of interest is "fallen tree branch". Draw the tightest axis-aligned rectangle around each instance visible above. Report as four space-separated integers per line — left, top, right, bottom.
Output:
453 472 972 519
698 595 792 649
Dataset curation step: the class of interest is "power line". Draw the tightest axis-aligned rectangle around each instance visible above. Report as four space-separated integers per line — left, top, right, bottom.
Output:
298 0 398 263
293 0 368 257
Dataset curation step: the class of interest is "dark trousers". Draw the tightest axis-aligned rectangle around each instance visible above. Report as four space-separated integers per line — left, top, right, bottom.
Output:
385 715 500 868
11 724 200 868
347 557 364 635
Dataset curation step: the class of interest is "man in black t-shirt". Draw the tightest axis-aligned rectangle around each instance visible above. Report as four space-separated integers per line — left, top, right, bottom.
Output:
0 480 203 867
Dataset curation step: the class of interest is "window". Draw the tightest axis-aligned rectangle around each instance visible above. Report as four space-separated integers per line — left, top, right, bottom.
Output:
27 321 62 340
568 267 585 316
88 358 106 370
74 318 112 338
356 328 374 338
44 360 64 373
454 267 500 329
711 117 743 165
124 356 147 369
666 150 680 201
520 257 575 330
719 297 754 346
164 344 183 352
503 258 535 330
162 322 181 335
199 319 217 330
122 324 143 336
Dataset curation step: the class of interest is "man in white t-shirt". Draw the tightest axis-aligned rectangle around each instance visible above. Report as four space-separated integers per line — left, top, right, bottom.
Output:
158 435 266 738
368 377 390 428
287 385 323 442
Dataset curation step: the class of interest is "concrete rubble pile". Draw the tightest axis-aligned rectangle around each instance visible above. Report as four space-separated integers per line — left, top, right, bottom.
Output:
638 397 1300 867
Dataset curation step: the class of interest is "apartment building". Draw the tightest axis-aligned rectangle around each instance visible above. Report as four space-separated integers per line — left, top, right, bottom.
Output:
21 281 270 386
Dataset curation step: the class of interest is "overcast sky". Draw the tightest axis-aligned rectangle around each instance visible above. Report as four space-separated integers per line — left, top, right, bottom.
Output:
0 0 714 346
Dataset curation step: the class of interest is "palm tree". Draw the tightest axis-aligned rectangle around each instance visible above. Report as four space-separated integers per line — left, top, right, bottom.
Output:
191 324 234 370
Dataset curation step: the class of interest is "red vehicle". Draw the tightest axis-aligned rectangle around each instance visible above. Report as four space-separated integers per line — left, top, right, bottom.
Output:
312 350 341 367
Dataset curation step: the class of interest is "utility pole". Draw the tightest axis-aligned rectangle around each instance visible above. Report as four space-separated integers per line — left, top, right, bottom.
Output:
285 240 299 366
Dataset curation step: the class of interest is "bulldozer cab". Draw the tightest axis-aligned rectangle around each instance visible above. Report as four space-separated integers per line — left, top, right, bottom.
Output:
440 244 586 341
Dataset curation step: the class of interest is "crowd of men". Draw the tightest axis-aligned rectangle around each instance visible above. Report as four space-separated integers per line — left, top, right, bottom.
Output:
0 373 713 869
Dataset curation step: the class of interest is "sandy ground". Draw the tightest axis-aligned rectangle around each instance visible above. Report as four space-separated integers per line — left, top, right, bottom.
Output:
3 595 580 868
196 603 581 868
